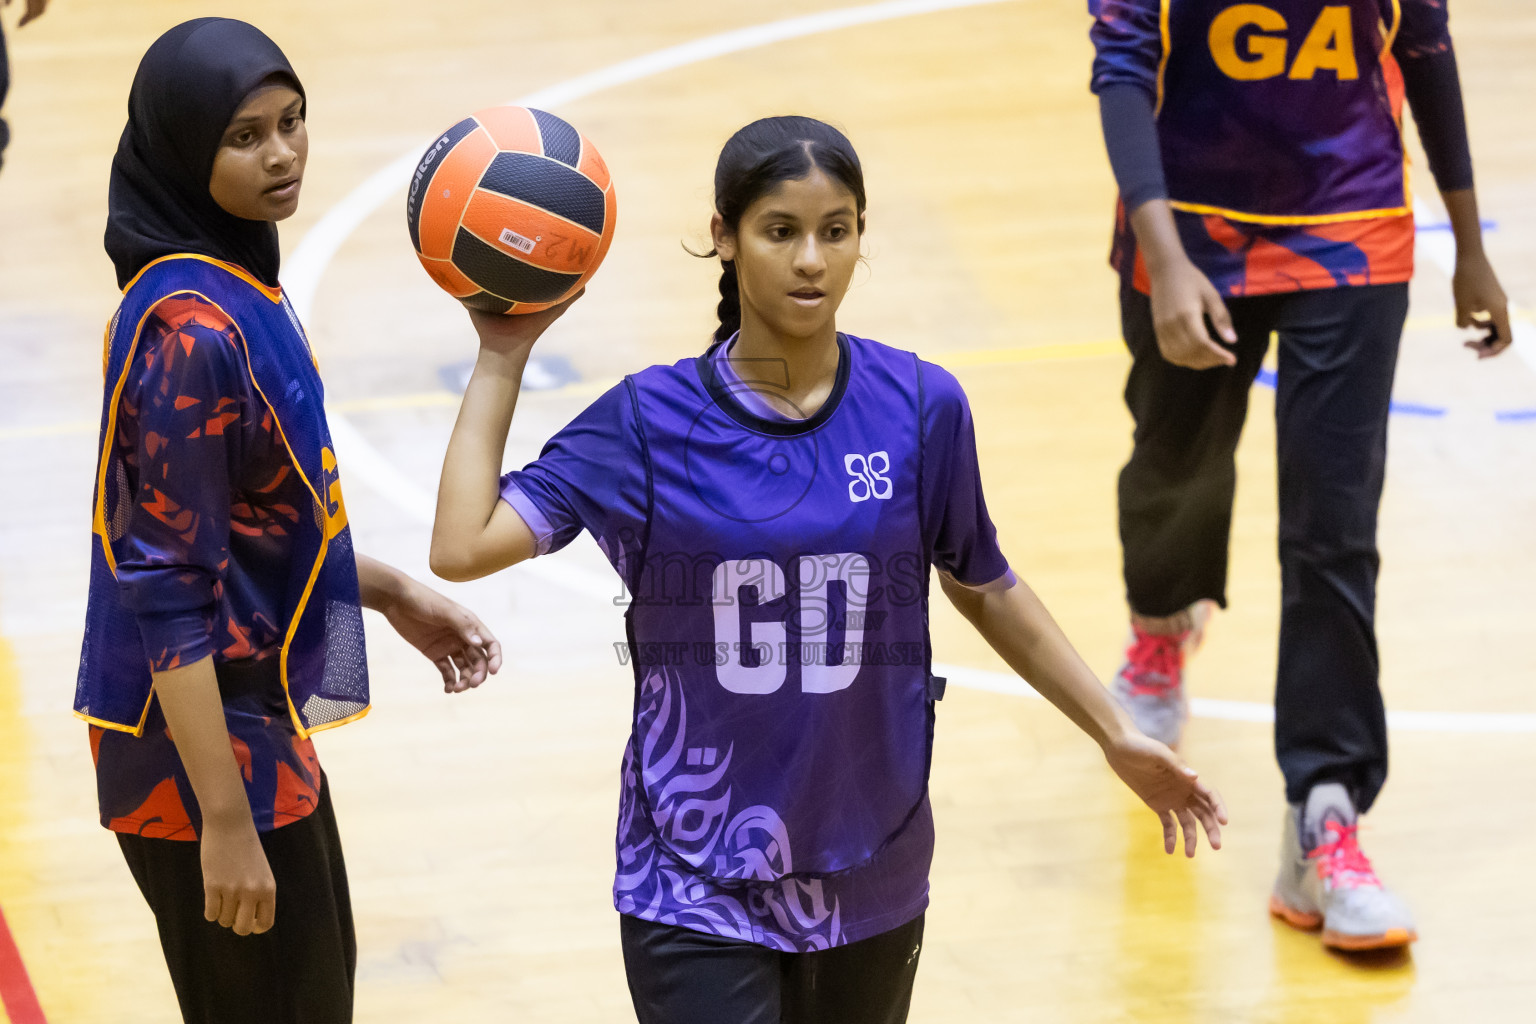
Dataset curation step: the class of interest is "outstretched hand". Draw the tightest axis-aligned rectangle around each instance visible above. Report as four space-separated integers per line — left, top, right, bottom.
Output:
380 577 503 692
1104 731 1228 857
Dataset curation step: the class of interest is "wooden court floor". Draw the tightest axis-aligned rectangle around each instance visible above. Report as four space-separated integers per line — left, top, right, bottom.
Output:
2 1 1534 1021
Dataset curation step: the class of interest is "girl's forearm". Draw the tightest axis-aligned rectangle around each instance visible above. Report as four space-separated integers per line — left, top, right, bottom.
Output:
429 346 531 578
1128 198 1189 275
355 553 407 612
940 574 1134 749
1441 188 1486 260
152 656 254 829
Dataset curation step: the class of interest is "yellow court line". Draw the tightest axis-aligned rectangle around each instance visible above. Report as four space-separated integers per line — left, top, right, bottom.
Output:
3 312 1524 441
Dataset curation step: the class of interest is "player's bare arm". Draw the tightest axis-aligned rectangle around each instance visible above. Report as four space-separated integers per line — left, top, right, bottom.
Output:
938 571 1227 857
429 298 580 582
1128 199 1238 371
151 658 276 937
355 554 502 692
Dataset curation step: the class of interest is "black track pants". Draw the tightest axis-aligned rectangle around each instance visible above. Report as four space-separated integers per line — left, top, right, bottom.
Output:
620 912 925 1024
116 776 355 1024
1117 281 1408 811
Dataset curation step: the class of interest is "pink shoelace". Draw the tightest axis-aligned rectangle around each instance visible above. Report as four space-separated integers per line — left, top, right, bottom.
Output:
1311 821 1383 890
1122 628 1187 696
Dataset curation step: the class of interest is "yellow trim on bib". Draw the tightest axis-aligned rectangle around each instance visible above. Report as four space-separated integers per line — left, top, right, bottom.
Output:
121 254 283 304
302 704 373 735
1381 0 1402 58
92 301 173 578
1166 200 1412 225
1155 0 1173 116
75 702 154 736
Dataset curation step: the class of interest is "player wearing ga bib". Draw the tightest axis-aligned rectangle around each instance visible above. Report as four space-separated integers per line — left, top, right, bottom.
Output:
1090 0 1468 295
502 333 1009 950
1087 0 1509 953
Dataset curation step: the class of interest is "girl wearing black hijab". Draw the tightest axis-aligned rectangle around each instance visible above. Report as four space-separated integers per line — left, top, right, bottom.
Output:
76 20 499 1022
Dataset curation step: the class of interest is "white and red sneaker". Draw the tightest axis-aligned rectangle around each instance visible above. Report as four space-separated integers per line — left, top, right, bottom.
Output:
1110 626 1189 747
1109 602 1213 749
1269 783 1417 951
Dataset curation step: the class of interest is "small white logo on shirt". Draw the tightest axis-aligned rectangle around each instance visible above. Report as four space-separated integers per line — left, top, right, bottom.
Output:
845 451 893 502
499 227 538 254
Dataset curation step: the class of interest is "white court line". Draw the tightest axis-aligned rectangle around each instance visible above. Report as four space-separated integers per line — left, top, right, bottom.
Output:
934 663 1536 733
288 0 1536 734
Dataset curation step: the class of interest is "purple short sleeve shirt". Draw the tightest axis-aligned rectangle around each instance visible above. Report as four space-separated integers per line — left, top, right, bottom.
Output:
501 334 1009 949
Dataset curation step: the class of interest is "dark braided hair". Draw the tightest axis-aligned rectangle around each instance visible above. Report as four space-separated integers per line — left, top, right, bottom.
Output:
703 116 866 344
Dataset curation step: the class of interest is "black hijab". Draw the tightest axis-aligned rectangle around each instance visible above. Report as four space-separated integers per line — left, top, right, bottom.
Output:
105 19 305 289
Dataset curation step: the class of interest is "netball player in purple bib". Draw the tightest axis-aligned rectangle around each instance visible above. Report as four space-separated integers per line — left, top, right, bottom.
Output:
432 116 1227 1023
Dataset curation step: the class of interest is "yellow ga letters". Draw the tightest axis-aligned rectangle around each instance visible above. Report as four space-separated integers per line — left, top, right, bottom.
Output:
1208 4 1360 81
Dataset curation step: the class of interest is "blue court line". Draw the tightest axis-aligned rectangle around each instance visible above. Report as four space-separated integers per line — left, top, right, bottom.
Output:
1252 368 1447 417
1387 400 1448 417
1495 409 1536 422
1415 219 1497 233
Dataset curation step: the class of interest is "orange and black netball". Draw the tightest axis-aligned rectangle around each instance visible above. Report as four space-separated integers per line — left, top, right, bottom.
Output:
406 105 617 315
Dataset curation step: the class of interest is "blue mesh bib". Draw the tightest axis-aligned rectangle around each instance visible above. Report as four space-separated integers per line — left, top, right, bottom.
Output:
75 255 368 737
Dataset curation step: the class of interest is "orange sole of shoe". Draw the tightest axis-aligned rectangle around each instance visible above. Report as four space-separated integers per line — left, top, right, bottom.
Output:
1321 928 1418 951
1268 893 1323 931
1269 895 1417 949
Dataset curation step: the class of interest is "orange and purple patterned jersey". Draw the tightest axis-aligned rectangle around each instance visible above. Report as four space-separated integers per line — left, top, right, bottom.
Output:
1090 0 1454 295
89 294 322 839
1108 198 1414 296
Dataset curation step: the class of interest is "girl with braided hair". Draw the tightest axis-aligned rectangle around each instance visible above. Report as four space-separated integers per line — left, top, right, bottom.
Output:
432 114 1226 1023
